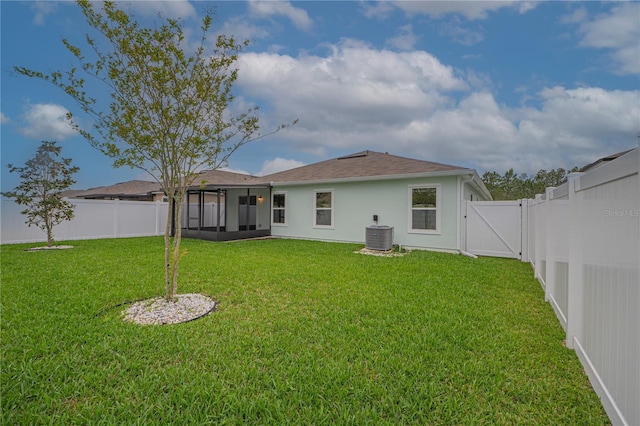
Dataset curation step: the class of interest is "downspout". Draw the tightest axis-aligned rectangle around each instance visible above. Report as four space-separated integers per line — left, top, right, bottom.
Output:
268 183 273 236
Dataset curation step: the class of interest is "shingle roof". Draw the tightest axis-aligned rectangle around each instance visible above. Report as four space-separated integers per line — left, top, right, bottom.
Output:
579 148 636 173
64 180 162 198
260 150 467 183
65 151 474 196
66 170 265 198
188 169 263 188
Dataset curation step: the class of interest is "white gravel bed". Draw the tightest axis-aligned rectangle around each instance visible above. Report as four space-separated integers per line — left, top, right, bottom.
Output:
123 293 215 325
27 245 74 251
355 247 409 257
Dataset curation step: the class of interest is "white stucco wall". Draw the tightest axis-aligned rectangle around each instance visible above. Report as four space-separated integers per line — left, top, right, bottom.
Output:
270 176 462 251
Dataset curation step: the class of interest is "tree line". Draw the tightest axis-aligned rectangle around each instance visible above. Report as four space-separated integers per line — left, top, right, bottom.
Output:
481 167 580 200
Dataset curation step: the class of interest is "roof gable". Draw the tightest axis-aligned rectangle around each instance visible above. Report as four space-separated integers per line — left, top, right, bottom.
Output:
262 150 467 183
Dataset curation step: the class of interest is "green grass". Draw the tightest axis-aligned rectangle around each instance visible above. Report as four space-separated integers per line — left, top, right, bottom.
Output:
1 237 608 424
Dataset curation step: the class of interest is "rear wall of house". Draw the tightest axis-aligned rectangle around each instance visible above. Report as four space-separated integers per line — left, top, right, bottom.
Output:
271 176 460 251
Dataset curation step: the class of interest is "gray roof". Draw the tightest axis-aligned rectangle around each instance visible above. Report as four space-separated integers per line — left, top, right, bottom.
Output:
64 180 162 199
579 148 636 173
66 170 265 199
187 169 264 189
260 150 467 184
65 151 479 196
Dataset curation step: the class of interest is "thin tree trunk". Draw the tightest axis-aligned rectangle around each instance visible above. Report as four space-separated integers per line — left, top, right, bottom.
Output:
170 200 184 300
164 197 173 300
45 215 53 247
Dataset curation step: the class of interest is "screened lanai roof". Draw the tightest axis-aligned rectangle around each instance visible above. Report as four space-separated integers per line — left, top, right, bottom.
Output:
185 169 269 191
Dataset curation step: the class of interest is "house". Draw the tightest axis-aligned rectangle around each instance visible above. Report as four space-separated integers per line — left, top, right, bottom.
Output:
262 150 491 252
66 150 492 251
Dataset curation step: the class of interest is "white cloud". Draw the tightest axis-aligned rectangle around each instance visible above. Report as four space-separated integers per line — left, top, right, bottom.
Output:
248 0 313 31
30 1 56 25
561 7 588 25
19 103 77 140
125 0 196 20
361 1 395 19
235 41 638 175
575 3 640 75
0 112 9 125
217 16 269 42
438 18 484 46
392 1 537 20
237 40 467 127
517 2 538 15
257 158 306 176
386 24 419 51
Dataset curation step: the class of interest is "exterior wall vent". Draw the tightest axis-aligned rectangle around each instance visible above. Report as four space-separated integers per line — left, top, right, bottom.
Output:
365 225 394 251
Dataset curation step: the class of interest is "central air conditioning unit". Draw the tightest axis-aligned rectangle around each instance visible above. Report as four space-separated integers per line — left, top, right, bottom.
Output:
365 225 394 251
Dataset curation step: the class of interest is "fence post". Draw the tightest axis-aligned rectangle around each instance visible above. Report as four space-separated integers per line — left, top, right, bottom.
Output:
565 173 584 349
520 198 528 262
533 194 544 285
114 199 120 238
155 201 161 236
544 187 556 302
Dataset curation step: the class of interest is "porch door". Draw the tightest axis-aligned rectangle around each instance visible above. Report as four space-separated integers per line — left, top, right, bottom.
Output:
238 195 257 231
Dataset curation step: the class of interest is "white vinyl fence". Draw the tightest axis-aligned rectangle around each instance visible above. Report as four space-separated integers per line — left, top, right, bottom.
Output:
527 149 639 426
0 198 169 244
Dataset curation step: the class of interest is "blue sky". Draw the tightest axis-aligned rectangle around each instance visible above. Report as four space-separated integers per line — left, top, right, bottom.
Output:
1 1 639 192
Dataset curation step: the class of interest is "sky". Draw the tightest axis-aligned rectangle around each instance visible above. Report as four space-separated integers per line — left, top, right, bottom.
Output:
1 0 639 192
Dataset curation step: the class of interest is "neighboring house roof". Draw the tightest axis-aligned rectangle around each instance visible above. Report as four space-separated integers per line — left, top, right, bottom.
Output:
579 148 636 173
66 170 265 199
261 150 468 184
64 180 162 200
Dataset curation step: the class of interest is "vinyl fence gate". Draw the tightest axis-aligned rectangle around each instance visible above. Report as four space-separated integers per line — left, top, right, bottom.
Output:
465 200 527 260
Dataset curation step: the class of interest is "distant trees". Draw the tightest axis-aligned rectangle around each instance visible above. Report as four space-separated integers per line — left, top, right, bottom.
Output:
3 141 79 247
482 167 579 200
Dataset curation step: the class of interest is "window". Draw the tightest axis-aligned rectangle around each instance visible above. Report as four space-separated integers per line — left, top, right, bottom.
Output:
314 190 334 228
409 185 440 233
272 192 286 225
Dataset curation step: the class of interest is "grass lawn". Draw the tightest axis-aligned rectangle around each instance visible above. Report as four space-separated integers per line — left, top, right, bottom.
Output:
1 237 608 424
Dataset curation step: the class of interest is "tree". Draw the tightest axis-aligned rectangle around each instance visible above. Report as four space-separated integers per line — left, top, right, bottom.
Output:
15 0 294 300
3 141 79 247
482 167 579 200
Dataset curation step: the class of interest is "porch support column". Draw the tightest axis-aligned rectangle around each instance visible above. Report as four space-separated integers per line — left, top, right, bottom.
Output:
198 190 203 231
186 192 190 231
246 188 250 231
216 189 221 233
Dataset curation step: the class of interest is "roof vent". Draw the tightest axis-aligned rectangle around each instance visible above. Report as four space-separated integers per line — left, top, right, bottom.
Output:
365 225 394 251
338 151 369 160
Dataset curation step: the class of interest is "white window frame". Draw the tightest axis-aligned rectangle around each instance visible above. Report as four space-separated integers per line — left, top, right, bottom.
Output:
271 191 287 226
313 189 334 229
408 184 441 234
